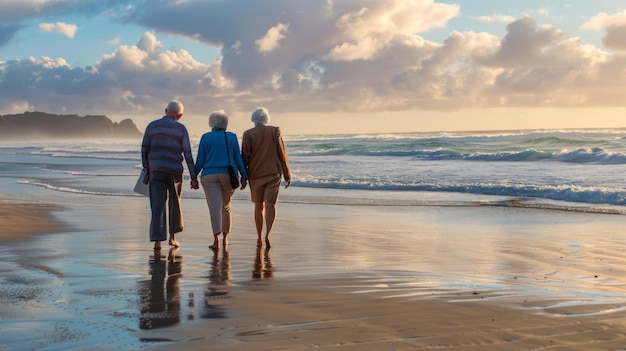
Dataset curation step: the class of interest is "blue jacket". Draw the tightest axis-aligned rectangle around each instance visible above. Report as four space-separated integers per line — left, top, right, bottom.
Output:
195 130 248 179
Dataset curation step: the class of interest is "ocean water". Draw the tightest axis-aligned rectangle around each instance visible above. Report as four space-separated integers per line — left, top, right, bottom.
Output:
2 128 626 213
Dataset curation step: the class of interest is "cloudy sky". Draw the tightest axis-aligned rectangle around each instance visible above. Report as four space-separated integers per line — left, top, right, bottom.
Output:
1 0 626 135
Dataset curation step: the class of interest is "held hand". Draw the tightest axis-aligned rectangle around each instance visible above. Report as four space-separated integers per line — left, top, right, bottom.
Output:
191 178 199 190
284 179 291 189
240 178 248 190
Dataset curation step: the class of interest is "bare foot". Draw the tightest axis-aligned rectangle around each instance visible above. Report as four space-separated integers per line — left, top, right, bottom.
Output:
265 235 271 249
209 234 219 250
257 236 263 247
168 247 178 260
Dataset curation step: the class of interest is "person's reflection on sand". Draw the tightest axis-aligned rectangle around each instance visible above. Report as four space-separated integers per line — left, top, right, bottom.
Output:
139 247 182 329
202 249 230 319
253 247 274 279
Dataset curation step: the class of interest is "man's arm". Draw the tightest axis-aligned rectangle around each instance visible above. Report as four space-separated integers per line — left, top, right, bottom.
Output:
141 131 150 174
181 128 199 189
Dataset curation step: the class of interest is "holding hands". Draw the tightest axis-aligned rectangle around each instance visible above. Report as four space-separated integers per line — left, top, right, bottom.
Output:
191 178 199 190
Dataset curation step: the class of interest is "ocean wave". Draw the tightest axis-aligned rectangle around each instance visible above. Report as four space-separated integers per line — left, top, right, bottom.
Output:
286 129 626 165
43 168 136 177
553 148 626 164
21 180 131 197
7 130 626 211
293 147 626 164
291 179 626 206
428 147 626 164
285 128 626 142
34 150 140 161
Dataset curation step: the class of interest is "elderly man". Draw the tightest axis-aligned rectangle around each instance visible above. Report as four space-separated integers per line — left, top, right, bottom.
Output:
141 100 198 250
241 107 291 249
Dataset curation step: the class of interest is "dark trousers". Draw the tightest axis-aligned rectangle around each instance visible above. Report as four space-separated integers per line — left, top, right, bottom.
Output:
149 171 183 242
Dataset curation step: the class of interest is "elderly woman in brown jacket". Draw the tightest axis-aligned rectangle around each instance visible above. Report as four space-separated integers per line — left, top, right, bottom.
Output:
241 107 291 249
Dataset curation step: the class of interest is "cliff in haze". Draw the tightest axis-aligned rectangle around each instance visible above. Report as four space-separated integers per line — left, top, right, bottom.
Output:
0 111 142 139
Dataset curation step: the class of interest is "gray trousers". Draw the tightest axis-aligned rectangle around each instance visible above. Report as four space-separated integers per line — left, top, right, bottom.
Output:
149 171 183 242
200 174 234 235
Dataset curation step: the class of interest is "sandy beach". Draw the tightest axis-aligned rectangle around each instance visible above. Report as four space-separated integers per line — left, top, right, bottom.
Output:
2 193 626 350
0 202 67 241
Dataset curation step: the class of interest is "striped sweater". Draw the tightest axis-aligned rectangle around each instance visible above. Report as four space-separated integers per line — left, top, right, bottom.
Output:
141 115 196 179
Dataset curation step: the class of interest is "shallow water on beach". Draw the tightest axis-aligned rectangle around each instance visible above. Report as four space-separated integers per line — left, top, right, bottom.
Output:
3 183 626 349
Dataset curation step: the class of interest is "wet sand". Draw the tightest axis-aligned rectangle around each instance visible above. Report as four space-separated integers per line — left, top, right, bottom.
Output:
0 202 67 242
2 196 626 350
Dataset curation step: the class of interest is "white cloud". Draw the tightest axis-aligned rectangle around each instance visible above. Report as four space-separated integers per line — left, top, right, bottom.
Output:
476 15 516 24
581 11 626 51
255 22 289 53
324 36 387 61
326 0 458 61
39 22 78 38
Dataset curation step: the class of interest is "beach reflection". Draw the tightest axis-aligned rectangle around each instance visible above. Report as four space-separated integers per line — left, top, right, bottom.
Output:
253 247 274 279
202 249 230 319
138 248 182 329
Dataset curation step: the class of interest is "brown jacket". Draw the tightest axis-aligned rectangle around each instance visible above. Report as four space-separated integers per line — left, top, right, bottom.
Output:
242 126 290 181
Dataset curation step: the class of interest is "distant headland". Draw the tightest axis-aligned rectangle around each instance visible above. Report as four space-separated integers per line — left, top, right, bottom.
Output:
0 111 142 139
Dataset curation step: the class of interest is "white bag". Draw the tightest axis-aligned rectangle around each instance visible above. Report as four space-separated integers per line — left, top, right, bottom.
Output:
133 170 150 197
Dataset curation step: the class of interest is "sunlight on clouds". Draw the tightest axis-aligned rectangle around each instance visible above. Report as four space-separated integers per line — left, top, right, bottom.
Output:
324 36 382 61
255 22 289 53
199 58 234 89
39 22 77 38
580 12 626 30
581 11 626 51
137 32 163 56
476 15 516 24
99 32 206 72
477 17 568 67
31 56 69 69
326 0 458 61
336 0 458 39
100 45 147 71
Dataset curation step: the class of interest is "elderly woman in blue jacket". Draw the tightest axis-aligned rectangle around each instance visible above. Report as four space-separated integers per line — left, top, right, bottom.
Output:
195 110 248 250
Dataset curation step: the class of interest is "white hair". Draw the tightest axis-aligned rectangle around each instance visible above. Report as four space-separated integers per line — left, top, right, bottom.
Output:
209 110 229 130
251 107 270 126
166 100 184 115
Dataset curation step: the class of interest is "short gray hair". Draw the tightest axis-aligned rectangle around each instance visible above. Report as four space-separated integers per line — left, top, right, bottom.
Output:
251 107 270 126
166 100 184 115
209 110 229 130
